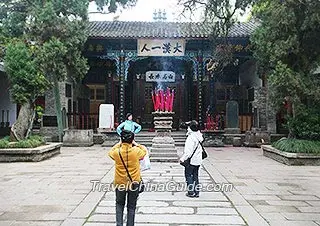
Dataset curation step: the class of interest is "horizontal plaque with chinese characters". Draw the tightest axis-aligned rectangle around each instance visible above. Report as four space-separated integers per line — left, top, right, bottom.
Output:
138 39 185 56
146 71 175 82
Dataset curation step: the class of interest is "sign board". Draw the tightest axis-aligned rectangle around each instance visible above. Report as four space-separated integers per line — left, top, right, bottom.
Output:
138 39 185 56
146 71 175 82
99 104 114 130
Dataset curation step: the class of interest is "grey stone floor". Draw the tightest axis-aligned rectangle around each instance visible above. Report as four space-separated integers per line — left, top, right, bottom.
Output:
0 145 319 226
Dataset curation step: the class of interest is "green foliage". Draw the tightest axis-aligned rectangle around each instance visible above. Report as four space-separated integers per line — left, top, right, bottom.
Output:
1 0 136 140
252 1 320 73
95 0 137 12
180 0 254 36
286 110 320 141
4 42 50 104
273 138 320 154
251 0 320 140
35 105 44 118
0 135 45 149
180 0 255 74
1 0 137 97
0 136 10 148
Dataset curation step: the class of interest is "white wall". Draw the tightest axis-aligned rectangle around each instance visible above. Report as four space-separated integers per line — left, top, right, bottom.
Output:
239 60 262 87
0 72 17 126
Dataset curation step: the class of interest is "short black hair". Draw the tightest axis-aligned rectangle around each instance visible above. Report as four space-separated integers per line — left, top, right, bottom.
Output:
120 130 134 143
189 120 199 132
126 113 132 119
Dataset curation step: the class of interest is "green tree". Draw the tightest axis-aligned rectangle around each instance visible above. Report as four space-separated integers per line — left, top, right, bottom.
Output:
179 0 254 73
1 0 136 141
4 42 50 140
251 0 320 139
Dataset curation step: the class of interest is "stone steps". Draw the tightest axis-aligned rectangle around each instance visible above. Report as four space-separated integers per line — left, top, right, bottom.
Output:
135 133 186 147
149 156 179 162
151 143 175 149
150 152 178 158
134 132 186 161
151 147 177 153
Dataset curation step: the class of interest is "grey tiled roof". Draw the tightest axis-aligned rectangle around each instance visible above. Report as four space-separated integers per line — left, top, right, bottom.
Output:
88 20 259 39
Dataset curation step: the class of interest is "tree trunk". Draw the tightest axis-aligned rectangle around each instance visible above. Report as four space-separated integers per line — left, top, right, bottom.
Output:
10 101 35 141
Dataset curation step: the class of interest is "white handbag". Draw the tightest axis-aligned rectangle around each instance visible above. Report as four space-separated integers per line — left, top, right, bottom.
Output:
140 150 151 171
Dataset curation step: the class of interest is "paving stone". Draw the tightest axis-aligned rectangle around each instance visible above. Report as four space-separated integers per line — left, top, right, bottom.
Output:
86 214 117 222
224 192 249 206
85 224 171 226
260 212 286 221
69 202 98 218
266 200 310 206
138 192 178 201
173 191 228 201
9 205 75 213
138 206 194 214
248 200 270 206
197 207 238 215
289 190 316 195
0 221 13 226
279 195 320 201
254 205 299 213
135 224 170 226
297 207 320 213
84 223 114 226
98 201 115 207
243 195 281 201
61 218 86 226
41 212 70 220
136 201 169 207
234 205 269 226
0 212 46 221
306 201 320 207
10 221 62 226
267 220 319 226
94 207 115 214
172 201 232 207
282 213 320 221
135 214 245 225
178 225 244 226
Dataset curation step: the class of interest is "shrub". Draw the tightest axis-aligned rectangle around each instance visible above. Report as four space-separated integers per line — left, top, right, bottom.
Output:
0 137 10 148
286 109 320 141
273 138 320 154
0 135 45 149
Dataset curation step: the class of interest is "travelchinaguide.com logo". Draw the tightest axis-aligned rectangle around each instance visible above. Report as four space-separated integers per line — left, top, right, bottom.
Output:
90 180 234 192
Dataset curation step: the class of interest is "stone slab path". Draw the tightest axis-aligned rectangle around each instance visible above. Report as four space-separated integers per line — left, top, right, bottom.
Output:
85 163 246 225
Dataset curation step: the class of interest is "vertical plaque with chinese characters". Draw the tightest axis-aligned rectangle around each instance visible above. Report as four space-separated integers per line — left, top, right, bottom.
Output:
138 39 185 56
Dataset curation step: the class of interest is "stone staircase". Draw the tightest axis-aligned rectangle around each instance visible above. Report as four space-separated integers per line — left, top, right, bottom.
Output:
134 131 187 162
134 132 187 147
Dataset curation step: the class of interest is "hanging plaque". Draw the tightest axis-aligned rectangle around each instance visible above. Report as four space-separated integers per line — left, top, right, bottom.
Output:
146 71 175 82
138 39 185 56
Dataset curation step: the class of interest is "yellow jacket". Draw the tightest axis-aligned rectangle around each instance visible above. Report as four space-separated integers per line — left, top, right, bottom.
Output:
108 142 147 186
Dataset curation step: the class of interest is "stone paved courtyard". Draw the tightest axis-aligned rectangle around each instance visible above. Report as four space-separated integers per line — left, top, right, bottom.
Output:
0 146 320 226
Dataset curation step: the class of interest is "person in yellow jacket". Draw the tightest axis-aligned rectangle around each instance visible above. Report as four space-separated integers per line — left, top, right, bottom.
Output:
108 130 147 226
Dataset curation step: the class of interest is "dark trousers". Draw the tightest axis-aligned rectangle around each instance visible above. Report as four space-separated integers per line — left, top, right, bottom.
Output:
116 188 139 226
184 164 200 195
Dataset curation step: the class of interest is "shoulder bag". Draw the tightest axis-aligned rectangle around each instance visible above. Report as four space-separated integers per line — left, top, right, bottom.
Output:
180 141 200 167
